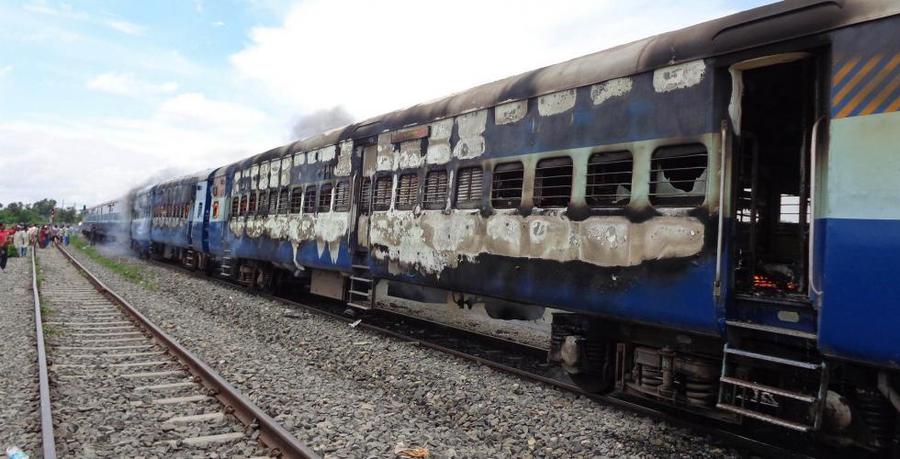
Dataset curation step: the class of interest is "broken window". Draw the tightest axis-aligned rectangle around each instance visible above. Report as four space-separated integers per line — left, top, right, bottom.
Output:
277 187 290 214
289 187 303 213
649 144 708 207
423 169 449 210
334 180 351 212
534 157 572 208
396 173 419 210
318 183 333 212
303 186 317 214
258 191 269 216
268 189 278 215
491 162 524 209
248 192 258 215
359 178 372 214
586 151 632 207
373 175 392 211
455 166 483 209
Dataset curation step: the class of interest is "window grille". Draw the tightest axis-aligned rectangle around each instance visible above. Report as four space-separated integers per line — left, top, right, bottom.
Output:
268 189 278 215
586 151 632 207
396 173 419 210
277 187 290 214
649 144 707 207
491 162 523 209
303 186 317 214
319 183 333 212
248 192 258 215
239 195 247 216
423 170 448 210
258 191 269 216
289 186 303 213
359 178 372 214
373 176 392 211
534 157 573 208
455 166 483 209
334 180 351 212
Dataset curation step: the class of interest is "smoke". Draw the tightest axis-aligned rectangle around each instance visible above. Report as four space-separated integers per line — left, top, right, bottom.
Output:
132 166 192 190
289 106 355 141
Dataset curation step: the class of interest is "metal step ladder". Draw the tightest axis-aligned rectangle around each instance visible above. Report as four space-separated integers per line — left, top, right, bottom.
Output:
347 263 373 310
220 250 235 278
717 319 828 432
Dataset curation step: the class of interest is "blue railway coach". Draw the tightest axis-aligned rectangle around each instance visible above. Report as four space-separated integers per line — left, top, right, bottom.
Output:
88 1 900 451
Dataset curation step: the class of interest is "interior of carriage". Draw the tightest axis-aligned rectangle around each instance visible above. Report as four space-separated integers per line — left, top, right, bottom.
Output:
733 58 816 299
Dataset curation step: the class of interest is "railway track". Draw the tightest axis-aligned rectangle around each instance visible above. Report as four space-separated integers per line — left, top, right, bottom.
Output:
31 246 318 459
140 257 819 458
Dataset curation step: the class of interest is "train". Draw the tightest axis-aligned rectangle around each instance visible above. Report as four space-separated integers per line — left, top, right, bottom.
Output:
83 0 900 452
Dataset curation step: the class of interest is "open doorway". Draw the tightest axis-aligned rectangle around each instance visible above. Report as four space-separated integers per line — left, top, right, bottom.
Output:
732 56 817 300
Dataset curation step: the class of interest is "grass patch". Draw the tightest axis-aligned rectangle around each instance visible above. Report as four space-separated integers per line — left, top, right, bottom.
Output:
70 234 156 290
42 323 59 337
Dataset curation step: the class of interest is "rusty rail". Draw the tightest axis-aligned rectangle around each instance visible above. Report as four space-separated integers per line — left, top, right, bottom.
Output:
56 245 318 459
32 248 58 459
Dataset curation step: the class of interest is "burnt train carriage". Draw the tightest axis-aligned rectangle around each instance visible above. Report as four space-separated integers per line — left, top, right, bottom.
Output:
102 0 900 451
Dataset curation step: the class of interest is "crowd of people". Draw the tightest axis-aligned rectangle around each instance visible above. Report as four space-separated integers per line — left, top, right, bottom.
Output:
0 223 73 272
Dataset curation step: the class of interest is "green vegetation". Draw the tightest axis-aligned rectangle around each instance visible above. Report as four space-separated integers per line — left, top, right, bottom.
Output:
70 234 156 290
0 198 81 225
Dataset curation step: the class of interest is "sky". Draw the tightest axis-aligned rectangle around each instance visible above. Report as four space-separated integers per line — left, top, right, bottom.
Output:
0 0 776 208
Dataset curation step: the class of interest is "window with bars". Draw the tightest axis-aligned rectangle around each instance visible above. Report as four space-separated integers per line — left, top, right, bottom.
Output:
277 187 290 214
649 144 707 207
230 196 240 219
248 192 258 215
334 180 351 212
359 178 372 214
373 175 392 211
455 166 483 209
319 183 333 212
491 162 523 209
303 186 317 214
240 195 248 216
258 191 269 216
396 173 419 210
268 189 278 215
423 170 448 210
534 157 572 208
586 151 632 207
289 186 303 213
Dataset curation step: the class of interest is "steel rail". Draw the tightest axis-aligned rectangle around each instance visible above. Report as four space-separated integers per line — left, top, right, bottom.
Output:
146 259 806 458
31 248 58 459
56 245 318 459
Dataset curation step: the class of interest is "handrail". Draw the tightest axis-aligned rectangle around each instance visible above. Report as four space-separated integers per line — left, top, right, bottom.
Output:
32 247 58 459
808 116 825 298
714 119 731 297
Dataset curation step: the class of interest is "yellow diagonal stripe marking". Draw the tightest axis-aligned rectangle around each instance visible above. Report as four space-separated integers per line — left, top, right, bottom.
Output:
832 54 883 107
837 54 900 118
832 56 861 88
860 74 900 116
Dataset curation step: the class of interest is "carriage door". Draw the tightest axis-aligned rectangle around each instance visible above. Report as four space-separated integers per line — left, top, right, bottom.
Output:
729 53 819 303
346 142 377 310
717 52 828 431
190 179 207 251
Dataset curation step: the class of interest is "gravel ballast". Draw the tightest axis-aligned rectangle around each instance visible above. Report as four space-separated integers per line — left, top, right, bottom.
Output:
0 255 41 456
70 244 740 458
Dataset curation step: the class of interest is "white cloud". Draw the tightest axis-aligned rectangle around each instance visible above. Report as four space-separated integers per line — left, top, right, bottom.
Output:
22 2 59 16
230 0 740 119
105 19 145 35
0 92 282 204
212 21 225 27
86 72 179 97
0 65 12 78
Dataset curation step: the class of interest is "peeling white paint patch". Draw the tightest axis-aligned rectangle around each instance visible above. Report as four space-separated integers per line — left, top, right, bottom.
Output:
314 211 350 262
453 110 487 160
259 162 270 189
653 60 706 93
376 133 396 171
495 100 528 125
250 166 259 190
538 89 576 116
398 139 425 169
268 160 280 188
293 152 305 166
317 145 336 162
335 141 353 176
281 157 291 185
590 78 633 105
427 119 453 165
